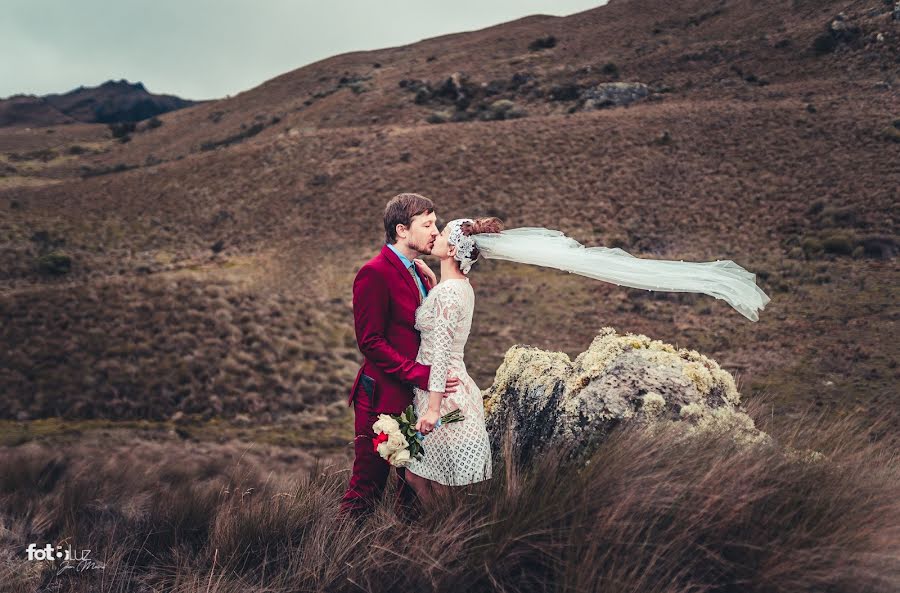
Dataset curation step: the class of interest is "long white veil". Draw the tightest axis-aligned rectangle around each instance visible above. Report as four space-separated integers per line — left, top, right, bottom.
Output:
472 227 771 322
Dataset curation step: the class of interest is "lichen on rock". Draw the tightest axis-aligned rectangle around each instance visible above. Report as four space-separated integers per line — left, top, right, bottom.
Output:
483 326 769 465
674 403 772 447
482 344 571 416
641 392 667 417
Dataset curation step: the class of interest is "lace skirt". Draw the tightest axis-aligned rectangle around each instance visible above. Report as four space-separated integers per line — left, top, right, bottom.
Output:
407 363 493 486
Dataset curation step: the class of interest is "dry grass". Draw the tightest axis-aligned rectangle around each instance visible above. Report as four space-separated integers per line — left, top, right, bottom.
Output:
0 397 896 593
0 269 360 422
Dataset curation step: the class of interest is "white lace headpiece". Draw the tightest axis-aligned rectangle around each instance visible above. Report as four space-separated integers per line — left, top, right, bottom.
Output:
446 218 478 274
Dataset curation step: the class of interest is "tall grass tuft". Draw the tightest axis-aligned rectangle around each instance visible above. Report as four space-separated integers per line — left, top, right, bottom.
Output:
1 397 897 592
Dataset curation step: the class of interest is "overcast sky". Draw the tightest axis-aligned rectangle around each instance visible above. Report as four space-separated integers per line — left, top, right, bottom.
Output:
2 0 607 101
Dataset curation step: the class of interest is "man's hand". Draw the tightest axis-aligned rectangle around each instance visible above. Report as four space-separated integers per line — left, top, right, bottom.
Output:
443 375 461 397
414 258 437 287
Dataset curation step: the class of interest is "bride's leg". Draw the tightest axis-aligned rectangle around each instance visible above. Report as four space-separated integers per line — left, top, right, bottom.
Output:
405 470 452 508
429 481 451 502
407 470 455 507
404 469 432 506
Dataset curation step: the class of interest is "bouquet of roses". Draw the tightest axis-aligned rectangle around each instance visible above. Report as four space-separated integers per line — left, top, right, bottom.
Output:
372 404 464 467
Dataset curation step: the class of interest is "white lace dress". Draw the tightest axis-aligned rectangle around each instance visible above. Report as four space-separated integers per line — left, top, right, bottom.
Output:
406 278 492 486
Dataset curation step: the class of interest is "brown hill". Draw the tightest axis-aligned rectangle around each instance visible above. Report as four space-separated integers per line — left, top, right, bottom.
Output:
36 0 897 167
0 95 76 127
0 79 200 128
0 0 897 439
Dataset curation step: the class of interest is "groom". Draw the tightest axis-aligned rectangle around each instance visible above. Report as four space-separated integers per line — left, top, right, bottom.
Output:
339 192 460 520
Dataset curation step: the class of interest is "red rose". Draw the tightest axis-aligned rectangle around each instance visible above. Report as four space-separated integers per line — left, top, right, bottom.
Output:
372 431 389 451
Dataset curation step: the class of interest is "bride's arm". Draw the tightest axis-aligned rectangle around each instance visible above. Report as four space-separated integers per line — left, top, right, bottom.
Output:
427 285 462 393
417 285 463 432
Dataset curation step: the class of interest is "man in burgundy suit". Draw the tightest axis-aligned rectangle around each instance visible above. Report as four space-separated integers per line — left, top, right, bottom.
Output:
339 193 460 520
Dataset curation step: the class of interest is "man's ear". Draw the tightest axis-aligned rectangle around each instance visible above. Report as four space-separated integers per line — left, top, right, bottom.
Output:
395 223 408 240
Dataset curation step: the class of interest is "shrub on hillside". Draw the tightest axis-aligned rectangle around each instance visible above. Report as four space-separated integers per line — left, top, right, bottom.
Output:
528 35 557 51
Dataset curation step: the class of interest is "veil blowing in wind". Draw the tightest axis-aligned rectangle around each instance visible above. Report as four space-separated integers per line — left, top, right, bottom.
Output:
471 227 771 322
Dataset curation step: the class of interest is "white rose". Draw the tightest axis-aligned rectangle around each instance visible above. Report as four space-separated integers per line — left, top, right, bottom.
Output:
373 414 400 435
389 448 411 466
376 431 408 459
376 441 395 458
386 431 406 450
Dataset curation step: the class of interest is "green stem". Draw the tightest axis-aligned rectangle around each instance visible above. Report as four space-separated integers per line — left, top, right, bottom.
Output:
440 409 465 424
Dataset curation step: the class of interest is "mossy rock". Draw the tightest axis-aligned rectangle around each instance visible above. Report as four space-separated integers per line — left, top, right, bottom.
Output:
483 327 770 466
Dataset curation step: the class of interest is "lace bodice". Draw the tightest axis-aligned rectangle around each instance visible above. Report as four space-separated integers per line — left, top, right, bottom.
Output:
408 278 491 486
415 279 474 392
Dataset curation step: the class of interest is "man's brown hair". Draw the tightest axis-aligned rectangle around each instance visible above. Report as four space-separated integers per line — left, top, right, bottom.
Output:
383 193 435 244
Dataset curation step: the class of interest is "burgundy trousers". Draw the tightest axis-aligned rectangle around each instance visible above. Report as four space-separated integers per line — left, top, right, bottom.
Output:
338 385 418 519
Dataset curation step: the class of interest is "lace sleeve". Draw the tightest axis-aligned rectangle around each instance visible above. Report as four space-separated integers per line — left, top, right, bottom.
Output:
427 284 463 393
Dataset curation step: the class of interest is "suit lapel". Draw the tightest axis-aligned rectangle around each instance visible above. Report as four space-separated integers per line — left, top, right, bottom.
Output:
381 245 422 303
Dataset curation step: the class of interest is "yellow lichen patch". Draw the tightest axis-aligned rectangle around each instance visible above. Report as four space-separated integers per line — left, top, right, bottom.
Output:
566 327 628 394
683 349 704 362
682 361 715 394
716 370 741 406
677 404 770 448
641 392 667 417
653 343 742 405
678 402 706 419
635 347 683 369
483 345 570 416
648 339 678 354
626 332 652 349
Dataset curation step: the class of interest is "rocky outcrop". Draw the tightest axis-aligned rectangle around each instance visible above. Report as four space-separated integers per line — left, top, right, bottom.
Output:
406 71 652 124
483 327 771 465
812 13 864 55
580 82 650 109
0 79 200 127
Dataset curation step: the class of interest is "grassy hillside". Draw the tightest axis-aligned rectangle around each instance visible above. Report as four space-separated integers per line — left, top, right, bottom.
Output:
0 0 896 434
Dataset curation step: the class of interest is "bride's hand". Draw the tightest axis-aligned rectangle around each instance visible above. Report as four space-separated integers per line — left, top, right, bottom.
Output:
415 408 442 434
414 258 437 286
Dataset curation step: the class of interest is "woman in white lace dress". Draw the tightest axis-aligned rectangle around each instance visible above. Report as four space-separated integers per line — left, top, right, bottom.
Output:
404 217 503 503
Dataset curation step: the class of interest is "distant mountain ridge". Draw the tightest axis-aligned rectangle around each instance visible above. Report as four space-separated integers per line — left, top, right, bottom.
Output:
0 79 202 127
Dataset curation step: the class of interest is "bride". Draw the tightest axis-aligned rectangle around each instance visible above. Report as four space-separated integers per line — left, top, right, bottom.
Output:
404 217 501 503
402 216 771 504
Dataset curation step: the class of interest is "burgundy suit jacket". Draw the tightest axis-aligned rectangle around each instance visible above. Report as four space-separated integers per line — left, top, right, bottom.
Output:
348 245 434 414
